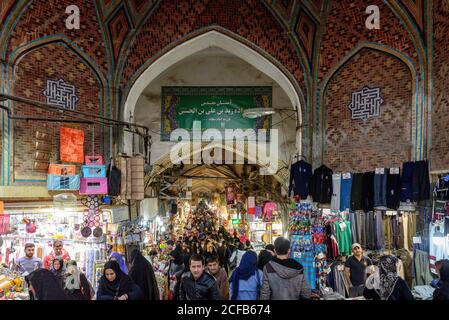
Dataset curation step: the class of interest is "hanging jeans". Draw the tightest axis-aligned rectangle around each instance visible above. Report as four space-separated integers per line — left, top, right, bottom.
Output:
400 162 414 202
397 215 405 249
407 214 417 251
375 211 384 250
349 212 358 244
374 172 387 208
386 171 401 210
365 212 375 250
331 174 341 213
382 215 393 250
391 215 398 249
356 212 366 248
340 174 352 212
402 214 409 251
351 173 364 211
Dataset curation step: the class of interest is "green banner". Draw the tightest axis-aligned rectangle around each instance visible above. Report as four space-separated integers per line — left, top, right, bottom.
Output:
161 87 272 141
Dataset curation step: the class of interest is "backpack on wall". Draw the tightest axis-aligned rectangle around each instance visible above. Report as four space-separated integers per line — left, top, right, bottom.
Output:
107 162 121 196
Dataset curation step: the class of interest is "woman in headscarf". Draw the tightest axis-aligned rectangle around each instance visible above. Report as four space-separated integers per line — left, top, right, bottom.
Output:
433 259 449 300
363 255 414 300
172 252 191 300
64 260 94 300
128 249 160 300
109 252 129 274
25 268 67 300
96 260 142 300
50 257 65 289
229 250 263 300
167 249 184 300
257 249 273 271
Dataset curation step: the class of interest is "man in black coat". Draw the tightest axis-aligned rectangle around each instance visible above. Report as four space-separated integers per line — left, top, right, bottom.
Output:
179 254 220 300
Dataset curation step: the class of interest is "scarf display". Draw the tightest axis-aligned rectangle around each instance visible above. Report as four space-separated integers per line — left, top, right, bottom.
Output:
378 255 399 300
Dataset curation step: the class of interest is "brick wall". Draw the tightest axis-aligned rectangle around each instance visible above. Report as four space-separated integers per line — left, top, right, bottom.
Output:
7 0 107 75
122 0 306 93
12 43 102 182
324 48 412 172
432 0 449 171
319 0 419 83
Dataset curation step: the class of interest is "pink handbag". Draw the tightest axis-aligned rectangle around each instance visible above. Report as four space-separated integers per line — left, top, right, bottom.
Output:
79 177 108 195
85 155 104 165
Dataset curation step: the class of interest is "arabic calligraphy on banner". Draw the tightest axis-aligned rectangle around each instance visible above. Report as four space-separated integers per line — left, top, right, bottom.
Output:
161 86 272 141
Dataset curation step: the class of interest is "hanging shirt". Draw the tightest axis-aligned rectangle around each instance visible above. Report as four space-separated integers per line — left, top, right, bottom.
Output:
429 223 447 274
334 220 352 256
226 187 235 205
263 202 277 221
247 196 255 214
289 160 313 198
311 165 333 204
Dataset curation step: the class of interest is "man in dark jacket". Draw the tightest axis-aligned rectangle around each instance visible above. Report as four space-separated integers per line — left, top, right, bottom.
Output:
179 254 220 300
260 237 311 300
217 240 231 274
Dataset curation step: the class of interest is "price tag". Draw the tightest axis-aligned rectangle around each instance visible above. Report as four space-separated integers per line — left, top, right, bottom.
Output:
339 222 346 230
386 210 397 216
413 236 422 244
390 167 400 174
375 168 385 174
293 251 301 259
342 173 351 179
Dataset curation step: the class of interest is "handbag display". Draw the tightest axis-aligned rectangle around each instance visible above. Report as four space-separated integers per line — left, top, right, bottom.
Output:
79 177 108 195
82 165 106 178
47 174 80 190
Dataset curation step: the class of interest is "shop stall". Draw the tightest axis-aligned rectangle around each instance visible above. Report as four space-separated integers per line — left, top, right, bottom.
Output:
286 157 442 299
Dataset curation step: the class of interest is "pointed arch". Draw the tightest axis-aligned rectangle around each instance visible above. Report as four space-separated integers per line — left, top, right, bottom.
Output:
318 42 420 163
122 29 305 154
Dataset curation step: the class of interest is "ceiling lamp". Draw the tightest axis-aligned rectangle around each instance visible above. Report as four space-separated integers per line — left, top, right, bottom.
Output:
242 108 296 119
242 108 277 119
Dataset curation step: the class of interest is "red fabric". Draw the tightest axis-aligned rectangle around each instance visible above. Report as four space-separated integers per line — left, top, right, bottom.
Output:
0 214 10 235
43 249 71 269
60 127 84 163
